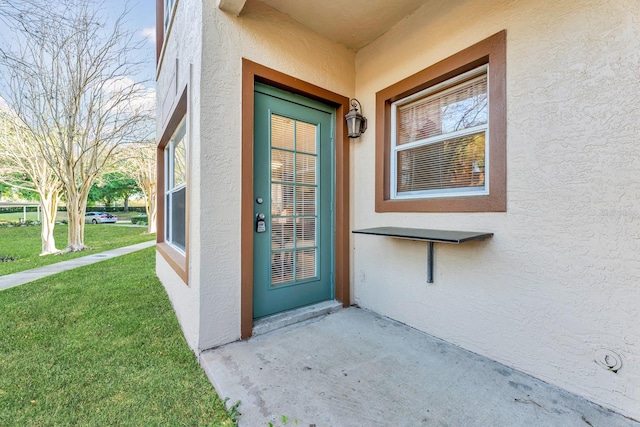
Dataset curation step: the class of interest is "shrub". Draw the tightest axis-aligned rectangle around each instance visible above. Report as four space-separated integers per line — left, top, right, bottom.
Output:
131 216 148 225
0 220 40 228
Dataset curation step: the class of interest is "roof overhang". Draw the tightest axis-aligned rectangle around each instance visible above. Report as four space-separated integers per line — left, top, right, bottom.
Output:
217 0 248 16
219 0 432 50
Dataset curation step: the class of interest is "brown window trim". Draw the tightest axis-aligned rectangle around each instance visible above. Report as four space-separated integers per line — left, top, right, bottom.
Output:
157 242 188 283
241 59 351 339
376 30 506 213
155 0 178 73
157 83 189 284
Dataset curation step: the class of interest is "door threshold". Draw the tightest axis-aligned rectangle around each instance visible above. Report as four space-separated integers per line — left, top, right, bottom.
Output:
253 300 342 337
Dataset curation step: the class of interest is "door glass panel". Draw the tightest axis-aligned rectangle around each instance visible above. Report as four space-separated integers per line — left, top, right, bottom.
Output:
296 121 316 154
296 249 316 280
271 184 294 216
295 187 315 216
271 218 294 250
296 218 316 247
271 115 294 150
295 153 316 184
271 149 294 183
272 251 295 285
270 114 319 287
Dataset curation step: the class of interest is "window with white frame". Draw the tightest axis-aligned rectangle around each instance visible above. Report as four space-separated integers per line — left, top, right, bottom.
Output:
165 117 187 252
375 31 505 213
391 66 488 200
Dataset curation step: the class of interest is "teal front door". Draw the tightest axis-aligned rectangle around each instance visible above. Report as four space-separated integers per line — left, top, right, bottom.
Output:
253 84 334 319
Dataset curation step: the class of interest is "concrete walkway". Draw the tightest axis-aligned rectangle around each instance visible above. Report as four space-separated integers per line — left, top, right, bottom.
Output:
202 307 638 427
0 240 156 291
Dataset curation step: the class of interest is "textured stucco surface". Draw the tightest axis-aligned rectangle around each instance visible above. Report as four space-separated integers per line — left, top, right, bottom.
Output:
352 0 640 419
196 0 354 351
156 0 355 352
156 0 640 419
155 0 203 352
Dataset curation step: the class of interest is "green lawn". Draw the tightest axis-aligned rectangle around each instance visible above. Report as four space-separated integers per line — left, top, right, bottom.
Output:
0 225 155 276
0 211 145 223
0 212 43 222
0 247 234 426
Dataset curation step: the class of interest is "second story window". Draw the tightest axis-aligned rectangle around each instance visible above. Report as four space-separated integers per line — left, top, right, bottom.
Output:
164 0 176 32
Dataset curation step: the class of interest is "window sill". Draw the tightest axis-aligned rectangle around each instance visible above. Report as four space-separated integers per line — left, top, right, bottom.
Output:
157 241 188 285
376 192 506 213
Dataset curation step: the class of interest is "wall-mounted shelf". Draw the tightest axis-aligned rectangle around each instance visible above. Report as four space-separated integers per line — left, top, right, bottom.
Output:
351 227 493 283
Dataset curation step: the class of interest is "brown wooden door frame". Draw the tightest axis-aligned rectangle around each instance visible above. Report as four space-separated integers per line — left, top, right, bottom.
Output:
241 59 351 339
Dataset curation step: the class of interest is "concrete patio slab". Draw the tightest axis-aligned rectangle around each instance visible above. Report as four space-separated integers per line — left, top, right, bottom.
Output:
0 240 156 291
201 307 638 427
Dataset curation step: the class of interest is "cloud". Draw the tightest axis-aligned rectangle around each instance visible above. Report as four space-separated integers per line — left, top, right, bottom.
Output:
133 87 156 116
141 27 156 45
104 76 137 94
103 77 156 116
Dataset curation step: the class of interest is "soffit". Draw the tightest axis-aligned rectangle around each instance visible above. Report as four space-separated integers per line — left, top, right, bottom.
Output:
257 0 429 50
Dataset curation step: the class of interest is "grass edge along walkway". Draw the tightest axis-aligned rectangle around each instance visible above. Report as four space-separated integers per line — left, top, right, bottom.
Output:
0 240 156 291
0 224 156 276
0 246 234 426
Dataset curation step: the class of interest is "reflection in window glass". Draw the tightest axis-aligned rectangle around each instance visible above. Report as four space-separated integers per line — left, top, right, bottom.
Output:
392 66 488 199
171 187 186 250
173 137 186 187
165 117 187 252
164 0 176 30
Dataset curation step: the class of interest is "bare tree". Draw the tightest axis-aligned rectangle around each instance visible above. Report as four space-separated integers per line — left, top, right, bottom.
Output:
0 110 63 254
117 141 157 234
0 0 153 251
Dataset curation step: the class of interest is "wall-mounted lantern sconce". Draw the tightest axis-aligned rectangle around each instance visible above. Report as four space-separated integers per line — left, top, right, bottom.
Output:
345 98 367 139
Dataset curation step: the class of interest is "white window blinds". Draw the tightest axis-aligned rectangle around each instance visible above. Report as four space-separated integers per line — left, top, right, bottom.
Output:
391 66 489 198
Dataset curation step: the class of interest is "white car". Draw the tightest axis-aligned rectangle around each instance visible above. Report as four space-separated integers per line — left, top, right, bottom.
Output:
85 212 117 224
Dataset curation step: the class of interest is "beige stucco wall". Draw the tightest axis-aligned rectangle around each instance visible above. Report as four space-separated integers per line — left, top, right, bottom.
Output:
158 0 356 352
155 0 204 351
156 0 639 418
196 0 354 350
352 0 640 418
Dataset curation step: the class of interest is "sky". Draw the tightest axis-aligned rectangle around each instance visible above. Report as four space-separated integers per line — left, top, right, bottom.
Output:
0 0 158 110
106 0 158 86
0 0 158 84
